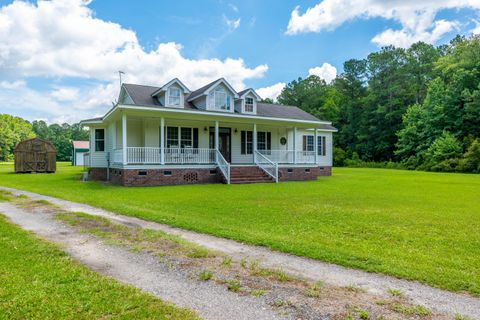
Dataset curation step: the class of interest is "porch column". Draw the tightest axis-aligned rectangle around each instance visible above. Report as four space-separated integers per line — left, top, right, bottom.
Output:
122 114 127 165
160 117 165 165
293 127 297 164
112 121 116 151
253 123 257 163
314 128 318 164
215 121 219 162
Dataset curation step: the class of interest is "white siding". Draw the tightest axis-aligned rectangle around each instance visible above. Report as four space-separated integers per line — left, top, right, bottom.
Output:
89 127 107 168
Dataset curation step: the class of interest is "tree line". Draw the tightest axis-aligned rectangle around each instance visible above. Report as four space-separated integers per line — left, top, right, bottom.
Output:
274 35 480 173
0 114 88 161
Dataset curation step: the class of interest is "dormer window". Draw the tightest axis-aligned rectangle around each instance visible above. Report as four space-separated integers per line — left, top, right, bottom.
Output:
168 87 181 106
245 97 254 112
209 87 232 111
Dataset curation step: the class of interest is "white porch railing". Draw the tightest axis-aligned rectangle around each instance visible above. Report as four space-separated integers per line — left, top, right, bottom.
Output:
259 150 317 164
113 147 216 164
216 150 230 184
255 151 278 183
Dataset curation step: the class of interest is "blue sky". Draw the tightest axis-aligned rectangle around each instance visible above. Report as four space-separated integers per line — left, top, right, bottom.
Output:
0 0 479 123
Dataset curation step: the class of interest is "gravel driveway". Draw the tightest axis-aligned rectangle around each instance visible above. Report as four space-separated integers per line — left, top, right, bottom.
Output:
1 186 479 319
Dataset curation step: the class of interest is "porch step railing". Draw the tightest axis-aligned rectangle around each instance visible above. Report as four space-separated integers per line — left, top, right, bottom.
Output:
255 150 279 183
215 150 230 184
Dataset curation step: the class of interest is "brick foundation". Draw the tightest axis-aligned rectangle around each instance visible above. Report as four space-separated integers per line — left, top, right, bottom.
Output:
88 167 108 181
109 168 222 187
278 166 332 181
88 166 331 186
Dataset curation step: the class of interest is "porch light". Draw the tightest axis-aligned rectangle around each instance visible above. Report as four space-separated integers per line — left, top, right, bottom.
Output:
204 127 208 132
234 128 238 134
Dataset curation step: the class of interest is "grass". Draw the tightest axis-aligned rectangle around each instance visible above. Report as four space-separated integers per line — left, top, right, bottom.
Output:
0 213 198 320
0 162 479 295
198 270 213 281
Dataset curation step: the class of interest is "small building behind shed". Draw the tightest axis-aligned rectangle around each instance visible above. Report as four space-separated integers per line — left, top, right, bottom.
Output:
72 141 90 166
14 137 56 173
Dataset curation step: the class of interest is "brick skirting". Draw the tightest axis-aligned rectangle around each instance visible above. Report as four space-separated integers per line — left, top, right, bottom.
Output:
109 168 222 187
278 166 332 181
88 166 331 186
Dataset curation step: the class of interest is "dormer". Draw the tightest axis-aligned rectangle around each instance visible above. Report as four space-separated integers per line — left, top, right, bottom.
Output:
236 88 261 114
118 85 134 104
151 78 191 108
188 78 238 113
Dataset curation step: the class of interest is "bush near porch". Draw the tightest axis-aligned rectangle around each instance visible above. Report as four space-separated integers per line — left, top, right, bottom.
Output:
0 162 479 296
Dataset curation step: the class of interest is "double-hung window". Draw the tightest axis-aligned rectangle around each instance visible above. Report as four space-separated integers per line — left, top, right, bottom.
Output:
165 127 198 148
317 136 326 156
256 132 271 152
302 135 314 152
245 97 254 112
94 129 105 152
241 131 253 155
168 87 181 106
166 127 179 147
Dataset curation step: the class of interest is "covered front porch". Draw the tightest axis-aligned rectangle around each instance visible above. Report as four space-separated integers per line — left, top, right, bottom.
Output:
110 114 324 166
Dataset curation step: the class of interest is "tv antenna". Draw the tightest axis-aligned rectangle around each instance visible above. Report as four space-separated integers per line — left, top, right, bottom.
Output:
118 70 125 88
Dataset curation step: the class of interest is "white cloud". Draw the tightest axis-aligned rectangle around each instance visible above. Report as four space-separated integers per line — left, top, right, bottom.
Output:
223 15 241 31
50 87 80 101
308 63 337 83
0 0 267 122
286 0 480 47
0 80 26 89
256 82 286 102
472 20 480 34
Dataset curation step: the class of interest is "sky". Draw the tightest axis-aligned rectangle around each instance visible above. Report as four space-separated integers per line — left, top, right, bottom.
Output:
1 0 480 123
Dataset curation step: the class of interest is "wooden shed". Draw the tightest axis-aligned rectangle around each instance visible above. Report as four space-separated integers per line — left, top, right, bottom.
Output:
14 137 56 173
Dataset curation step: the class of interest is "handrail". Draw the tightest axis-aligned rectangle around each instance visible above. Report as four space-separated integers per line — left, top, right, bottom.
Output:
215 150 230 184
255 150 278 183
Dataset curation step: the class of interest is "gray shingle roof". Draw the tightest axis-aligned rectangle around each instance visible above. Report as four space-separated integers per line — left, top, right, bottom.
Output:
121 83 336 128
186 79 220 101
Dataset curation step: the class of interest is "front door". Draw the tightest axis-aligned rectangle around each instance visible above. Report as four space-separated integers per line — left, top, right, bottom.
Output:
210 128 231 162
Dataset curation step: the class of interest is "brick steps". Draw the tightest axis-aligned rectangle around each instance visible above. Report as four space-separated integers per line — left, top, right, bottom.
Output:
228 166 274 184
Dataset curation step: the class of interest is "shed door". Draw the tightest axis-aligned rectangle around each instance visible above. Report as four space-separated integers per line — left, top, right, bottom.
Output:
75 152 85 166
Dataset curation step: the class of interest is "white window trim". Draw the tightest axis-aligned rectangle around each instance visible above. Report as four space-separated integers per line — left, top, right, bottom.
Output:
166 87 183 108
208 86 234 112
243 96 256 114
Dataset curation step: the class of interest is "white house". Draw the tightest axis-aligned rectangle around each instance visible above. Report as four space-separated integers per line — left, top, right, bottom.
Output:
80 78 337 186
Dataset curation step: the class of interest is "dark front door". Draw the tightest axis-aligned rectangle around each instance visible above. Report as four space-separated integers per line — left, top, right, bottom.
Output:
210 127 231 162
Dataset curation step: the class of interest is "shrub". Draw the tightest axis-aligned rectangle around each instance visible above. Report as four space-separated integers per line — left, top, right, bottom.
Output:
459 139 480 173
333 147 347 166
423 131 462 170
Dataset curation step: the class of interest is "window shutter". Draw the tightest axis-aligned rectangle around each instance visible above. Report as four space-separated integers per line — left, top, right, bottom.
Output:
267 132 271 150
241 131 246 155
302 135 307 151
193 128 199 148
322 136 326 156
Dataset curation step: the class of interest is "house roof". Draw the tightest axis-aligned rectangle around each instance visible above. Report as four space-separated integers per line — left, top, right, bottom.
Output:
120 83 336 127
73 141 89 149
151 78 191 97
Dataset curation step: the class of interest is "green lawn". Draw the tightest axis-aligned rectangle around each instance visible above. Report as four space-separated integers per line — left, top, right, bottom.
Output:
0 212 198 319
1 162 479 296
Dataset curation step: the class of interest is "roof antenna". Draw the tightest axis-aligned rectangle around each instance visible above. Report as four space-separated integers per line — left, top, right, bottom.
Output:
118 70 125 88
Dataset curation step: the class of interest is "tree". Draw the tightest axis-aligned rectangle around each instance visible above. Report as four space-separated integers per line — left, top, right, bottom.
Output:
422 131 462 170
0 114 35 161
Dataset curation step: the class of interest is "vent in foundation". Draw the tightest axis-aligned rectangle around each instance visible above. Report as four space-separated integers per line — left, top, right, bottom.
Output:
164 170 172 176
287 168 293 173
319 167 325 170
305 168 311 173
184 172 198 183
138 171 147 176
209 169 217 175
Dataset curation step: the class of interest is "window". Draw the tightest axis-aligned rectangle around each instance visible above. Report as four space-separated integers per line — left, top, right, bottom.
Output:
210 87 231 110
257 132 271 151
166 127 179 147
165 127 198 148
317 136 326 156
94 129 105 151
241 130 253 155
245 97 254 112
168 87 181 106
302 135 314 152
